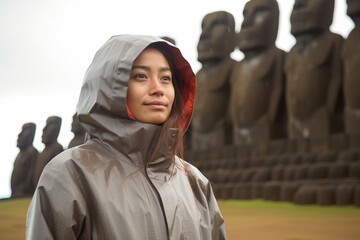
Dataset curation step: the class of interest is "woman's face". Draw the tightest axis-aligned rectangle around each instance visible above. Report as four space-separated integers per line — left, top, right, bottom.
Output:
127 48 175 125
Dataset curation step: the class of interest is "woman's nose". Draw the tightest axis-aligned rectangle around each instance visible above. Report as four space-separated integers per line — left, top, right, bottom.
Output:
149 78 164 96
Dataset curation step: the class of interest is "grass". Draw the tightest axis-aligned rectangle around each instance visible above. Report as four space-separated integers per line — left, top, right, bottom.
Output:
0 198 30 240
1 198 360 240
219 199 360 240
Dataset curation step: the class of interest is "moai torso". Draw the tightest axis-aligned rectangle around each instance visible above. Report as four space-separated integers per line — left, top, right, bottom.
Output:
11 146 38 197
285 31 343 139
285 0 344 147
68 136 85 149
33 142 63 187
230 0 286 155
10 123 38 198
68 113 86 148
192 58 235 149
33 116 63 187
343 1 360 134
231 47 286 146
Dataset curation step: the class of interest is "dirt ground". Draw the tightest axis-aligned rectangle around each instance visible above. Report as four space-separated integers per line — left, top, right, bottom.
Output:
1 198 360 240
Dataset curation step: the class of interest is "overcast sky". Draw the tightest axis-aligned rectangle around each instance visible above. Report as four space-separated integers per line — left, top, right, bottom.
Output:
0 0 354 198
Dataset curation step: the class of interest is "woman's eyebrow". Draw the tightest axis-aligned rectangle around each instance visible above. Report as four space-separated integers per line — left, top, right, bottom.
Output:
159 67 171 72
131 65 149 70
132 65 171 72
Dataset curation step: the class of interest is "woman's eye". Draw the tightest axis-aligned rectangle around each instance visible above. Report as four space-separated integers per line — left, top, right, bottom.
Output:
161 75 172 82
133 73 147 80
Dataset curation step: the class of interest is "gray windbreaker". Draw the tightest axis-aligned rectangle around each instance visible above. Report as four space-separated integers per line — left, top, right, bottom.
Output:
26 35 226 240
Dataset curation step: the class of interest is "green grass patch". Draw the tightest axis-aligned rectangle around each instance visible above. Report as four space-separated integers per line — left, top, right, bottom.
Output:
0 198 31 240
218 199 360 240
1 198 360 240
219 199 360 212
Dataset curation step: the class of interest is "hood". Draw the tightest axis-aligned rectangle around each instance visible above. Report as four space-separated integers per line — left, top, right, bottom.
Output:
76 35 195 164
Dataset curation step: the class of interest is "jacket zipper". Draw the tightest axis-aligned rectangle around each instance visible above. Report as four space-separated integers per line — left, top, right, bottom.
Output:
144 166 170 240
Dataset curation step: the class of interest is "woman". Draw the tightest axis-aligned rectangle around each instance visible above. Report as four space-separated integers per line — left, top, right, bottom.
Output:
26 35 226 239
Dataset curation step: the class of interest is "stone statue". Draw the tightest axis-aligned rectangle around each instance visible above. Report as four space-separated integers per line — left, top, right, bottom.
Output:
10 123 38 198
33 116 63 188
191 11 236 150
285 0 344 151
230 0 287 155
343 0 360 135
68 113 86 148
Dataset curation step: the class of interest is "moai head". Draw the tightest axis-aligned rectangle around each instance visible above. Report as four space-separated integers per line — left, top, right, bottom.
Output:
347 0 360 23
238 0 279 52
17 123 36 150
197 11 236 63
290 0 334 37
41 116 62 146
71 113 84 135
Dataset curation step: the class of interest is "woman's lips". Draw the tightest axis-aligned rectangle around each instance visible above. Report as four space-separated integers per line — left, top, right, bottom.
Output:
144 101 167 109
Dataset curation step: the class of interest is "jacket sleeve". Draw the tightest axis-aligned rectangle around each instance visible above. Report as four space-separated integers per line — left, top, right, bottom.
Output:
26 158 89 240
187 162 227 240
207 182 226 240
